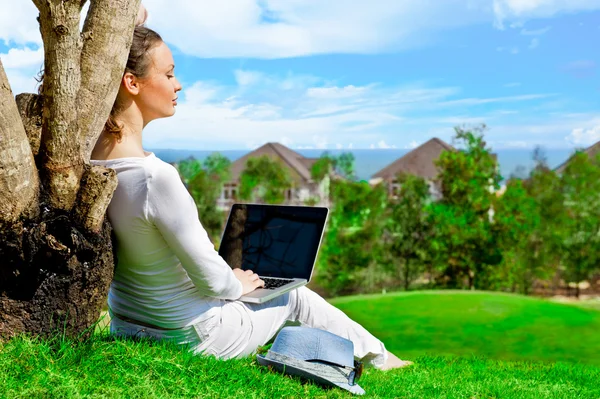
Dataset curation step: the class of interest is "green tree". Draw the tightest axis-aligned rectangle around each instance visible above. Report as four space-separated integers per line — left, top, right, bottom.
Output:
383 174 432 290
239 156 293 204
310 151 356 182
493 178 542 294
428 125 503 289
177 153 231 243
316 179 387 296
559 152 600 297
516 150 566 295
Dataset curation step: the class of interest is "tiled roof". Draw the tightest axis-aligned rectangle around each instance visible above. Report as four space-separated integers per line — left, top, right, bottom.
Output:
372 138 455 180
554 141 600 174
229 142 315 183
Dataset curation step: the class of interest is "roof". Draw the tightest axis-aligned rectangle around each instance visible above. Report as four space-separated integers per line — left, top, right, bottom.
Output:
372 138 455 181
229 142 317 183
554 141 600 174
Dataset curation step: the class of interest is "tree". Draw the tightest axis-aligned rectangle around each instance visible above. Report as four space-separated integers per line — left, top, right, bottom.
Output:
177 154 231 244
315 179 387 296
559 152 600 298
492 178 542 294
383 174 431 290
0 1 142 337
310 151 356 182
238 156 293 204
513 150 566 295
428 125 502 289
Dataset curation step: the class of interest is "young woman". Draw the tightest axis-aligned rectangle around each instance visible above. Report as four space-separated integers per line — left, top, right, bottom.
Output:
91 25 412 370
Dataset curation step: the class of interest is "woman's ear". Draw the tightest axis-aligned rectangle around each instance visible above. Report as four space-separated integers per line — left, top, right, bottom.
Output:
122 72 140 95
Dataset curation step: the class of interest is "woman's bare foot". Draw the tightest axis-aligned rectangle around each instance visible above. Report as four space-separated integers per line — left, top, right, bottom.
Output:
380 351 413 370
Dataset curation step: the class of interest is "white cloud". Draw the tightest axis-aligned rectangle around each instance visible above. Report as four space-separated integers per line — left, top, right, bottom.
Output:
561 60 597 78
520 26 551 35
438 93 554 107
0 1 40 46
1 47 42 95
529 37 540 48
313 135 328 149
0 47 43 69
376 140 396 149
234 70 264 87
280 136 294 147
566 125 600 146
306 85 372 99
497 46 520 54
141 0 500 58
405 140 420 149
141 67 569 150
2 0 600 60
142 0 600 58
4 68 40 95
493 0 600 29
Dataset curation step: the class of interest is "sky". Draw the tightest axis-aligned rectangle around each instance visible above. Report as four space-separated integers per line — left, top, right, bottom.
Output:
1 0 599 151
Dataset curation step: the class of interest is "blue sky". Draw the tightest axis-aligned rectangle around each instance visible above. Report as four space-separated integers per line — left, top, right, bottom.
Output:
1 0 599 151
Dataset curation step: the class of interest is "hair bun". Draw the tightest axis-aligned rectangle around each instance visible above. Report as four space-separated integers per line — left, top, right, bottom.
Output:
135 4 148 26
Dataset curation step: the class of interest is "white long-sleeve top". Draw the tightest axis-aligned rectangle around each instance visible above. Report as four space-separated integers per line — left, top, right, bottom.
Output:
91 152 242 329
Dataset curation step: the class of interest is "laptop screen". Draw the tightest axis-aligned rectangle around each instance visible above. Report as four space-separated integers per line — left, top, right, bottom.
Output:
218 204 328 280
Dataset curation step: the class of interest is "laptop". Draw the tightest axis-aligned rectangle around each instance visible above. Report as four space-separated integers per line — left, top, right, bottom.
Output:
218 203 329 304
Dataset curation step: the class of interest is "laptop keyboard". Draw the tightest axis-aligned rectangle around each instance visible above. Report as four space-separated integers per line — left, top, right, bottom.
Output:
262 277 294 290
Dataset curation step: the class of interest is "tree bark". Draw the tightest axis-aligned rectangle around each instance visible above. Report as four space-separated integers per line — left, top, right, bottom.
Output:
0 0 144 339
72 165 118 234
35 0 84 211
34 0 140 212
0 61 39 226
79 0 141 161
15 93 43 158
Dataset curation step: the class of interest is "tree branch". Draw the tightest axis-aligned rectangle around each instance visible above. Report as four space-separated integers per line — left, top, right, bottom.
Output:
78 0 141 161
0 61 39 225
15 93 43 158
32 0 45 12
72 165 118 233
37 0 84 211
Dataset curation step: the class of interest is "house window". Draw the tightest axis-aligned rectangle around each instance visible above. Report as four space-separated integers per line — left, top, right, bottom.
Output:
231 189 237 199
390 181 401 196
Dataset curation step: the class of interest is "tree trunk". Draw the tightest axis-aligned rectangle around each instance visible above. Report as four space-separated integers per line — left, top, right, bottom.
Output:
0 61 39 226
0 0 141 339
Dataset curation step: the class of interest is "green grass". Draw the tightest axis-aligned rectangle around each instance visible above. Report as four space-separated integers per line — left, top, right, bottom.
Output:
1 291 600 398
331 290 600 366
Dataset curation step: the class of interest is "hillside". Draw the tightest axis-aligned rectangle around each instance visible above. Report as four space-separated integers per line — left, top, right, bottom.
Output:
331 290 600 366
2 291 599 398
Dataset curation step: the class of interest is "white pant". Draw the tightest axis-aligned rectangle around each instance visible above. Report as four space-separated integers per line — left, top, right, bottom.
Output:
110 286 388 368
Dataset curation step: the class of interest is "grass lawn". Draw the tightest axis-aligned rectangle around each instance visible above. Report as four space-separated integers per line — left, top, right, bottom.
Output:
331 290 600 366
2 290 600 398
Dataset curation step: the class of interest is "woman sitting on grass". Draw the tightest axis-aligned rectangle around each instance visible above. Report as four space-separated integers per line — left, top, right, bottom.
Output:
90 22 411 371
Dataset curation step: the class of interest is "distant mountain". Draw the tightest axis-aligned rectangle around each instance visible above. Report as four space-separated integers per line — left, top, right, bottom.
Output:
150 148 573 182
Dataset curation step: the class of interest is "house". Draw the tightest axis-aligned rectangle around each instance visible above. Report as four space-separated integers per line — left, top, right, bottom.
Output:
370 138 455 199
554 140 600 174
218 142 329 210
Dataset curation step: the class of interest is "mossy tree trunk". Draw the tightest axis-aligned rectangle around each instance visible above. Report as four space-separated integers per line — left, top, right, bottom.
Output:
0 0 141 338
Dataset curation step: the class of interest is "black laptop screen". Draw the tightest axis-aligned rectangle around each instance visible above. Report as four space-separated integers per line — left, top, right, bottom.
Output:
218 204 328 280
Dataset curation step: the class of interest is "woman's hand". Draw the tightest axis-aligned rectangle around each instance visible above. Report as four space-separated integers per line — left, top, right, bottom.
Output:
233 268 265 295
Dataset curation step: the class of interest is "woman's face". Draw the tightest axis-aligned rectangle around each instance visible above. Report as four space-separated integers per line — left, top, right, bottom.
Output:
136 41 182 124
